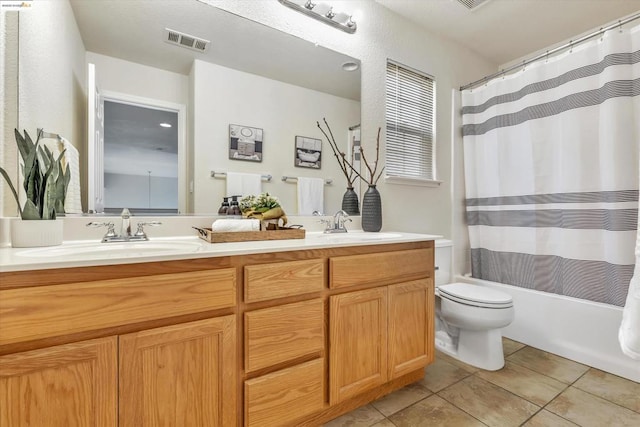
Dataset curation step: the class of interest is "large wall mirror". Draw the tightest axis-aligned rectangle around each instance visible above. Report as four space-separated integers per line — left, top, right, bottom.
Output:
16 0 361 216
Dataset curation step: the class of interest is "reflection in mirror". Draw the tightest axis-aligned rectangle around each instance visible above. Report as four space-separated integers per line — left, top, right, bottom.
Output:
103 101 179 214
16 0 361 216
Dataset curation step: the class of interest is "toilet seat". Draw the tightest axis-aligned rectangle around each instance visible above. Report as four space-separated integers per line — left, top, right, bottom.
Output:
438 283 513 309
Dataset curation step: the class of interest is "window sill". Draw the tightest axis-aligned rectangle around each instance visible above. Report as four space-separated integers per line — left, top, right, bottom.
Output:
384 176 443 187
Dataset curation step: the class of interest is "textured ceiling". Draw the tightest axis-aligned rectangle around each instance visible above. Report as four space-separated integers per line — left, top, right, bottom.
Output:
375 0 640 66
69 0 361 101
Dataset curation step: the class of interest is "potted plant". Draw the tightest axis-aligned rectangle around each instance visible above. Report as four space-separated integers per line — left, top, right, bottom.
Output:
0 129 70 247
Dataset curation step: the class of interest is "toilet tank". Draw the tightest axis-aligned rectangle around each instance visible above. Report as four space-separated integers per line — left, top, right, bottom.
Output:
435 239 452 286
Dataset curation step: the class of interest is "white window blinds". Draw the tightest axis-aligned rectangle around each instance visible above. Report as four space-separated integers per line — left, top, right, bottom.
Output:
385 61 435 181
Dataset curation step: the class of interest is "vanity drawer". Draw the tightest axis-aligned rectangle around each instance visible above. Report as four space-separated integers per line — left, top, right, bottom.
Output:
244 358 324 427
0 268 236 346
330 248 433 289
244 259 325 303
244 298 324 373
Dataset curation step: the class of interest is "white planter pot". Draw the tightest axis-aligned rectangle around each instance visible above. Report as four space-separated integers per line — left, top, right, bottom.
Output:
11 218 64 248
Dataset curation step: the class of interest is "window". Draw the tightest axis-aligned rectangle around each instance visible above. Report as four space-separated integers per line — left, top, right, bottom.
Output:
385 60 436 183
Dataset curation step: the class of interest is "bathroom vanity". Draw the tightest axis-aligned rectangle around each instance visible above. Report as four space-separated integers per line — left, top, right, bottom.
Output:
0 232 436 426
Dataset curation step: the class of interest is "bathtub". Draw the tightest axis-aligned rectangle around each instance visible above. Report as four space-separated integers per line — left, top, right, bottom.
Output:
456 274 640 382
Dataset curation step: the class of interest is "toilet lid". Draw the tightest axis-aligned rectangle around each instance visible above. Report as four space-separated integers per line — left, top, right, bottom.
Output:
438 283 513 308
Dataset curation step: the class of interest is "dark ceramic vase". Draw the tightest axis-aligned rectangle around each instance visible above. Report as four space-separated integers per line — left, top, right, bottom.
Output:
341 187 360 216
362 185 382 232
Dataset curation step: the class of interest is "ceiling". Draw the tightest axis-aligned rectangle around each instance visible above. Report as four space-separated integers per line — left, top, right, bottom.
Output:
375 0 640 66
69 0 361 101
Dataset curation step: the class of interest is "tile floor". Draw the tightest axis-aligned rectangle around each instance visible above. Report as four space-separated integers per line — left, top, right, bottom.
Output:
323 338 640 427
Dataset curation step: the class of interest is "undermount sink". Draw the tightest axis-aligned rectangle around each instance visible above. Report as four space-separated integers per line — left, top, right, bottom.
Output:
312 232 403 241
15 240 203 259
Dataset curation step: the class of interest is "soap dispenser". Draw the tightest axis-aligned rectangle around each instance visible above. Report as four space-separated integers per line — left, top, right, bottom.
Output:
227 195 242 218
218 197 230 215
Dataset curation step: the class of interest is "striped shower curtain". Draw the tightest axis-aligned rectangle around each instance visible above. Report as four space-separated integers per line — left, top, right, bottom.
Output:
461 25 640 306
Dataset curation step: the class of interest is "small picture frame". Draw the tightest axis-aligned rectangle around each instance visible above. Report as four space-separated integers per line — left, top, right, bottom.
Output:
229 124 263 162
294 136 322 169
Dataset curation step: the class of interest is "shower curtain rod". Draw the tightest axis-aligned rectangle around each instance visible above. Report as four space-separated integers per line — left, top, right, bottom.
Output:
460 11 640 91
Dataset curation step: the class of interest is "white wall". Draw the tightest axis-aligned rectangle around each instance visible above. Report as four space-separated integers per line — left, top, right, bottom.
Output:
86 52 189 107
5 0 86 214
204 0 497 237
0 11 19 219
105 173 178 210
191 60 360 215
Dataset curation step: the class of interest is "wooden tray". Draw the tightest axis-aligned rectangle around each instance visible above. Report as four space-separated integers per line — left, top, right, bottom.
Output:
193 226 305 243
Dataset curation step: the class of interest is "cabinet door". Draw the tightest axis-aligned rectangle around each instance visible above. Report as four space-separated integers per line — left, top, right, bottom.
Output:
0 337 117 427
388 279 434 379
329 287 388 404
119 316 236 427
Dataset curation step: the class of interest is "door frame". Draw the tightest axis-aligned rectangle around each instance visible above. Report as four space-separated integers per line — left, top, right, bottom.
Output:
100 90 187 214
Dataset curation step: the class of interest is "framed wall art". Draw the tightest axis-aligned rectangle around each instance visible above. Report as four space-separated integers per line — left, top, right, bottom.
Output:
229 124 263 162
294 136 322 169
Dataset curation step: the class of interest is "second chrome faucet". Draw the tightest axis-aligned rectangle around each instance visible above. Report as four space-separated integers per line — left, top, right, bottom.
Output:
319 209 352 233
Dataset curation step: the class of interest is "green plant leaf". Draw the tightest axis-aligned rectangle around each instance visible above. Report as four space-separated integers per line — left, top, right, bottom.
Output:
0 166 23 218
22 199 40 220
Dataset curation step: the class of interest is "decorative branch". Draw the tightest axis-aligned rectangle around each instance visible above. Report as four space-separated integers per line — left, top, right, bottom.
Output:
317 118 364 186
317 119 385 186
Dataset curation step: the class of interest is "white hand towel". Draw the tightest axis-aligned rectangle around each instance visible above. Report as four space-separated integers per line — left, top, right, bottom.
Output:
297 177 324 215
211 219 260 232
619 212 640 360
226 172 262 198
60 137 82 214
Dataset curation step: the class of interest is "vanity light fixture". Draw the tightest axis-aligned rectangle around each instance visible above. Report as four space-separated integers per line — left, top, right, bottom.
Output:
159 123 172 128
278 0 357 34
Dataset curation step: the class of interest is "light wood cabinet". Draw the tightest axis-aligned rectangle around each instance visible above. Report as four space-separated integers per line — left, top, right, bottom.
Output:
0 240 435 426
388 279 434 379
0 337 118 427
119 316 236 427
245 358 324 427
329 279 434 404
245 299 324 373
329 287 388 404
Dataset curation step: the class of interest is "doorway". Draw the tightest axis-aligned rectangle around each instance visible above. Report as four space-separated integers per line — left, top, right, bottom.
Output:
102 95 185 214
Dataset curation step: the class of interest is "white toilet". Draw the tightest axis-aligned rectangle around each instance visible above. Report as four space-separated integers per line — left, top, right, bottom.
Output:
434 240 514 370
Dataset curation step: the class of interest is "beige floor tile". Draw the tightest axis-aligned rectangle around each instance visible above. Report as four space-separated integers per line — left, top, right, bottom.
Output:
502 337 526 356
522 409 578 426
420 357 473 393
438 375 540 426
389 394 486 427
434 350 480 373
476 360 567 406
371 383 431 417
370 419 396 427
506 347 589 384
323 404 386 427
573 368 640 412
546 387 640 427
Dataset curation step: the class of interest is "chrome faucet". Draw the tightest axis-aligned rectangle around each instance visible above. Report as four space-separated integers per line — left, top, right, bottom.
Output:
87 208 161 242
120 208 132 239
321 209 352 234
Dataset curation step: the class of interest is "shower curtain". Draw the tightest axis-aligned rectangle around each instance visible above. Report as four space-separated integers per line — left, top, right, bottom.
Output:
461 25 640 307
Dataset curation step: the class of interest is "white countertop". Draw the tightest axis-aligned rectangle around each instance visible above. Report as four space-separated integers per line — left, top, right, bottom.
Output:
0 231 441 272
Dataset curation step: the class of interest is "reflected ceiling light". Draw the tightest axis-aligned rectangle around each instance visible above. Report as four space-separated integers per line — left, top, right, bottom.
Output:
341 61 359 72
159 123 172 128
278 0 357 34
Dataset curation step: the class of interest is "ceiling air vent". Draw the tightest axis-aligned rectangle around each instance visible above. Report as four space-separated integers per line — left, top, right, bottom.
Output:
456 0 491 10
164 28 210 53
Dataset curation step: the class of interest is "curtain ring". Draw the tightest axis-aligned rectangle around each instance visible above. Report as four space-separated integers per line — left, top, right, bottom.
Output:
619 20 623 33
521 60 526 72
600 27 604 42
545 50 549 63
569 40 573 53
